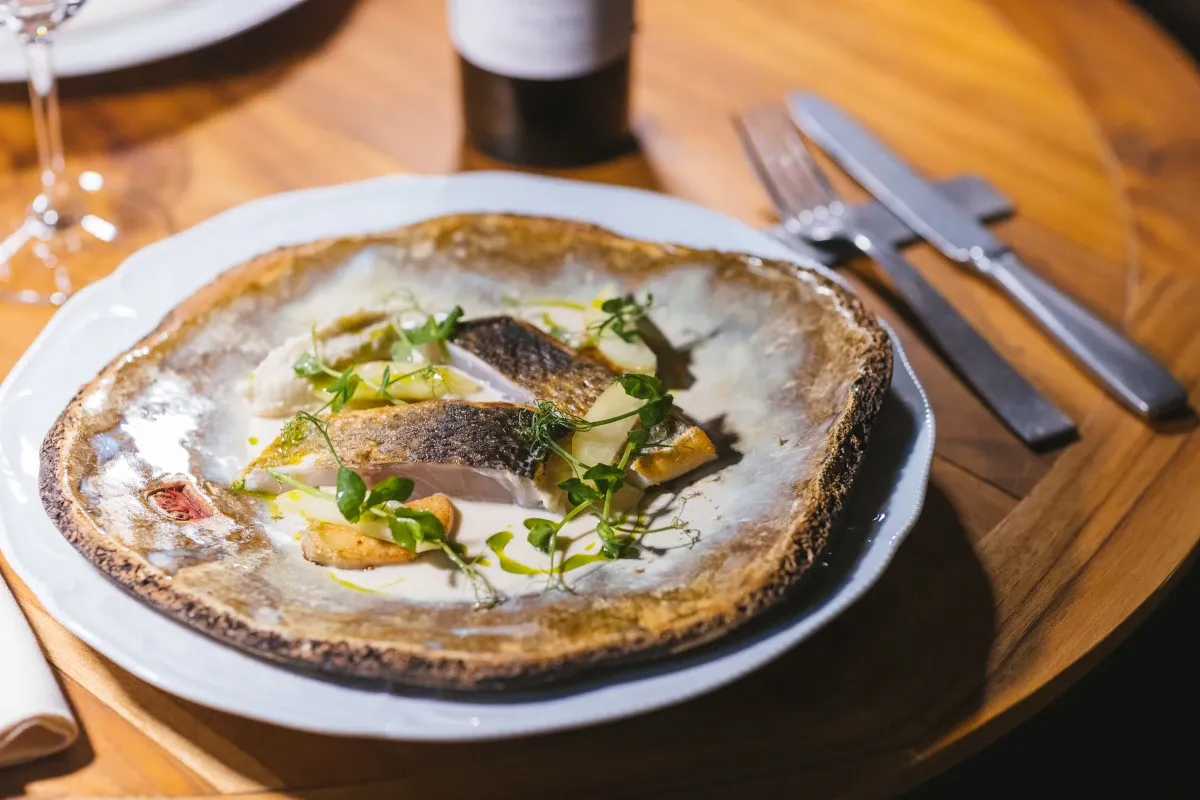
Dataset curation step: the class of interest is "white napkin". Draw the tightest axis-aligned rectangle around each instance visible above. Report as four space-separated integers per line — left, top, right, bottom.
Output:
0 576 77 769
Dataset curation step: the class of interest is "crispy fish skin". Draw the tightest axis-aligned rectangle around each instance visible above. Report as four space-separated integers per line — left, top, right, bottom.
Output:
632 420 716 486
257 401 538 475
452 316 614 416
452 316 716 484
240 402 549 505
629 418 717 488
300 494 456 569
246 312 715 494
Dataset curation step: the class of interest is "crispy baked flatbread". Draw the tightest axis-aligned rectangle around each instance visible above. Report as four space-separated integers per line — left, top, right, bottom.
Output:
39 214 891 689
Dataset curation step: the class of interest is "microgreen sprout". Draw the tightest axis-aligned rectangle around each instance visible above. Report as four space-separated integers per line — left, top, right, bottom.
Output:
516 372 691 585
583 293 653 346
388 297 463 363
293 314 459 410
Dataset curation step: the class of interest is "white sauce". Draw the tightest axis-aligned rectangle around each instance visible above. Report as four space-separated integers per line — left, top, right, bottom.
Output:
190 254 825 609
263 487 700 603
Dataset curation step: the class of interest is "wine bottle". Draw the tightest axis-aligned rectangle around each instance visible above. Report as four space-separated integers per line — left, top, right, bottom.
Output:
449 0 635 168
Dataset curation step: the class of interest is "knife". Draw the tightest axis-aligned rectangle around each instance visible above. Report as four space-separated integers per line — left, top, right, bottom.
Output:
789 91 1189 420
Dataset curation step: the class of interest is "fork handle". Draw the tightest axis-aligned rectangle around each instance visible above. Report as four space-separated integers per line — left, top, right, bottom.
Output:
855 237 1076 447
980 253 1187 419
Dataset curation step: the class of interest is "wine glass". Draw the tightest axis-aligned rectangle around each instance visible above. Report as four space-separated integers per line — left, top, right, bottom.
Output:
0 0 170 305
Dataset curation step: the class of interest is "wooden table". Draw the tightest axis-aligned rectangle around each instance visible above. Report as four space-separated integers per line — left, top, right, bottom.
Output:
2 0 1198 796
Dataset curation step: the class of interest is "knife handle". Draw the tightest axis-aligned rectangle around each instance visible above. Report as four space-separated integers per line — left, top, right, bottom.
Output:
983 253 1188 419
855 237 1076 448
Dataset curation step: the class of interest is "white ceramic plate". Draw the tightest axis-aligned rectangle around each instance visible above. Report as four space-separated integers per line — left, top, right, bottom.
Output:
0 173 933 740
0 0 307 82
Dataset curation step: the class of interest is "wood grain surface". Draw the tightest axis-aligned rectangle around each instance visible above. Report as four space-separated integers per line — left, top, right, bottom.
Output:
1 0 1198 797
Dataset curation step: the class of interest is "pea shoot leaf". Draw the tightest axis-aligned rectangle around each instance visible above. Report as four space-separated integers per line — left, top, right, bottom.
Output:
386 516 417 551
325 369 361 413
336 467 367 522
637 396 674 428
583 463 624 495
292 353 324 377
524 517 558 554
557 478 599 506
596 520 625 559
592 294 653 343
616 373 664 400
391 506 445 542
363 476 414 510
406 305 464 345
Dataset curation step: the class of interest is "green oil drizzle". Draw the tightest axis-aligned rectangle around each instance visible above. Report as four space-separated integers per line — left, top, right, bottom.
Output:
560 552 611 572
512 297 587 311
248 436 259 446
485 531 542 575
485 531 612 575
229 480 278 502
328 572 406 594
328 572 385 594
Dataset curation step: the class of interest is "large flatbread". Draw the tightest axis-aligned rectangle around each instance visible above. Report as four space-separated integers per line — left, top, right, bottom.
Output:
39 214 891 689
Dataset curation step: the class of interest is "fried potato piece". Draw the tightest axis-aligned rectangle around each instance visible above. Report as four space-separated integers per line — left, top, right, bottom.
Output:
300 494 456 569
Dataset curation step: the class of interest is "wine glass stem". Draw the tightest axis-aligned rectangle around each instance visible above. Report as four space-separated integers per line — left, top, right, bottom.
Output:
22 31 66 216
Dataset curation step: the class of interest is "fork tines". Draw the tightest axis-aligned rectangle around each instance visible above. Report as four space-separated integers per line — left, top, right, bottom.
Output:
735 105 841 221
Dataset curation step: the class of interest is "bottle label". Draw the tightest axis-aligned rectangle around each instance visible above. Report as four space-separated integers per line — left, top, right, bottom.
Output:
449 0 635 81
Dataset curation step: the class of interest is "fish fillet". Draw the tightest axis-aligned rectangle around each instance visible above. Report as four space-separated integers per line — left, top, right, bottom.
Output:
240 402 552 507
245 311 716 488
450 316 717 484
450 316 613 415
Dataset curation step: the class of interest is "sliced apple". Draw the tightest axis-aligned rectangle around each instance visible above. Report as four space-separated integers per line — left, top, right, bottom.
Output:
351 361 479 402
571 380 645 469
582 285 658 375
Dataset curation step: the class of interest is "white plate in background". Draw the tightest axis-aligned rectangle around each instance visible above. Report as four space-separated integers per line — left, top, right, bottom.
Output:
0 0 307 81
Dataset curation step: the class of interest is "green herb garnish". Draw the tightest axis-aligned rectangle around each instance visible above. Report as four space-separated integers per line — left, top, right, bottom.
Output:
364 476 414 510
291 331 399 410
326 369 362 414
407 305 463 346
584 293 653 346
291 304 463 410
519 373 692 582
539 312 577 346
389 304 464 363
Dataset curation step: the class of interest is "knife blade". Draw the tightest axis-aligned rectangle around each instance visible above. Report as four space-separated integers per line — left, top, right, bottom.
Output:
789 91 1189 420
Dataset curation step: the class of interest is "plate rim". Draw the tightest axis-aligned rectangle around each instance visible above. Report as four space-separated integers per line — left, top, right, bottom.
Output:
0 172 934 739
0 0 309 82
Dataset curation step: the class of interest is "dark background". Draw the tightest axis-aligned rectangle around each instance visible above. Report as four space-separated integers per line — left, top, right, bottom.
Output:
908 2 1200 796
909 568 1198 797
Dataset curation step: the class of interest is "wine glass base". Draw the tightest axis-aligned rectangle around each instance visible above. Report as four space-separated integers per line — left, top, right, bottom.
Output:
0 169 172 306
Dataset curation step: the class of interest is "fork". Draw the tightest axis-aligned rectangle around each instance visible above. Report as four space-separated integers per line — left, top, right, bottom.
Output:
735 105 1076 449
